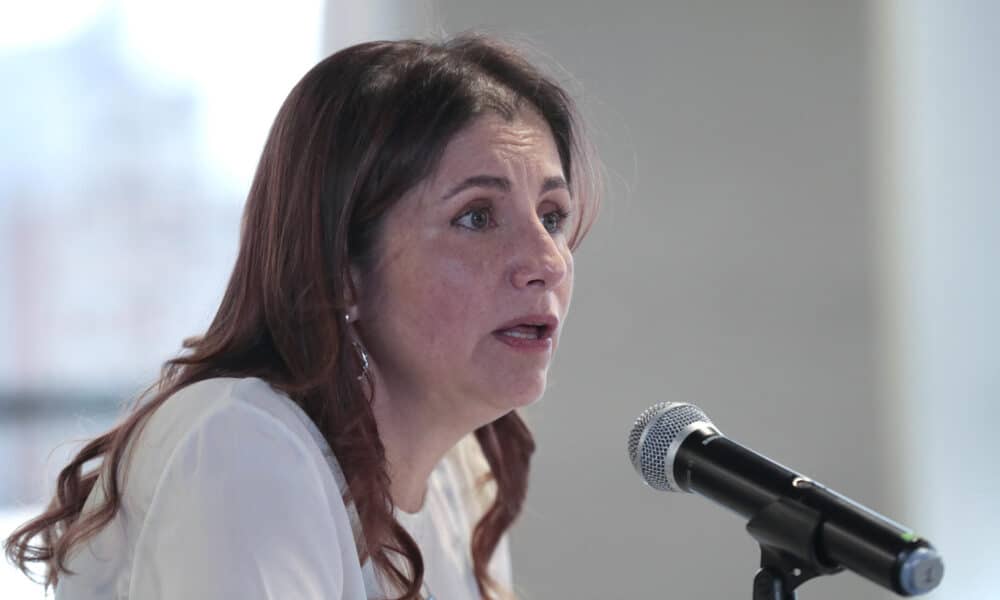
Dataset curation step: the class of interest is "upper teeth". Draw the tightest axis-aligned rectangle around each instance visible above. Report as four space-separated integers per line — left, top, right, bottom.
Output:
503 328 539 339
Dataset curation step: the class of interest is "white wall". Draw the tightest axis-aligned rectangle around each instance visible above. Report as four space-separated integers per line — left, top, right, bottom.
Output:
426 3 886 599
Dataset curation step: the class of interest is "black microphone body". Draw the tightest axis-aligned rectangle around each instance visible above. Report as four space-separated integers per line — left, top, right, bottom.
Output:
628 402 944 596
674 425 941 596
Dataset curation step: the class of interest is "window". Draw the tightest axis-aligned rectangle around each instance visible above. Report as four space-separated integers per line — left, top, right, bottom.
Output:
1 2 323 595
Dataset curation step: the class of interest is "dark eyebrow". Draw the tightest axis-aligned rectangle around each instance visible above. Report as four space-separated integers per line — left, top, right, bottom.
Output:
541 176 569 195
441 175 510 201
441 174 569 201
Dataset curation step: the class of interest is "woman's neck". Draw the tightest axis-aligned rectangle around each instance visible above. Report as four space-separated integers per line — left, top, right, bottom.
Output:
370 382 468 513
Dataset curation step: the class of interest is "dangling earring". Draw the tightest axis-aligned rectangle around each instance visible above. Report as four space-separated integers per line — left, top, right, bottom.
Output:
344 312 370 381
352 341 370 381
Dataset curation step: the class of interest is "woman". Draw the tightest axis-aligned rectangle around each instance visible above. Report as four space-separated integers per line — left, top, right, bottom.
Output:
5 34 599 599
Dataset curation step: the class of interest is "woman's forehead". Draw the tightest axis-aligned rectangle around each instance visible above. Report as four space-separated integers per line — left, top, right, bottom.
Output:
430 110 563 189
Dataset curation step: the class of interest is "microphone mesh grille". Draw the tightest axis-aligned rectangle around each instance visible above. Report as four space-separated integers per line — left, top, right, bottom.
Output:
627 402 713 491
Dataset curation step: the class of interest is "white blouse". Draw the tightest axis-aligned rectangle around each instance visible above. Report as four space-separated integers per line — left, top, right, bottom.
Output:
54 377 512 599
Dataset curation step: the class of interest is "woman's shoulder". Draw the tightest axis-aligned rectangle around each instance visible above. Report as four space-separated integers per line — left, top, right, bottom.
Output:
111 377 364 598
137 377 316 454
143 376 307 436
57 377 366 599
123 377 334 513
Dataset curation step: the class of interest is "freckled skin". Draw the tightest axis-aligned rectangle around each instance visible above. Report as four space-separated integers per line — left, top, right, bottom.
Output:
356 109 575 432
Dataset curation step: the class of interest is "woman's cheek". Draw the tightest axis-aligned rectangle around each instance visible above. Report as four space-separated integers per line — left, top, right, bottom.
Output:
559 250 575 304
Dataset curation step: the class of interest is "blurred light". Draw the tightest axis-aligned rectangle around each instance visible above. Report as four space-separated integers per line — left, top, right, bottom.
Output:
118 0 325 190
0 0 108 51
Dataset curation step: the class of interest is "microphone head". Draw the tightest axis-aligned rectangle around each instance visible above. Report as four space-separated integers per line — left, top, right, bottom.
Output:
627 402 717 492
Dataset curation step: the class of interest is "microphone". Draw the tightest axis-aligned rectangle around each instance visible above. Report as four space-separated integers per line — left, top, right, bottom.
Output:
627 402 944 597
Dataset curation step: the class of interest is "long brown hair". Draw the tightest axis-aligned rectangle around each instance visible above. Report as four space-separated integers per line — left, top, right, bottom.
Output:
5 34 599 599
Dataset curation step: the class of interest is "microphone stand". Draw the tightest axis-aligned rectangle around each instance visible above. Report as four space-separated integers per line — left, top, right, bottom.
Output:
746 498 843 600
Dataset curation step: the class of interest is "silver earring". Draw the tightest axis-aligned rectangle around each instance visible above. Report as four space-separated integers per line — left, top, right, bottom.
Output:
352 341 370 380
344 312 368 379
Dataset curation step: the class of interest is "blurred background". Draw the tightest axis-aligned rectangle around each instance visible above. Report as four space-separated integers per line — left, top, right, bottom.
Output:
1 1 996 598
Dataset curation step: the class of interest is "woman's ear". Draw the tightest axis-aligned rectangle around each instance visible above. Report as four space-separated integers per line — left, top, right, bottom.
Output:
344 263 363 322
345 303 360 323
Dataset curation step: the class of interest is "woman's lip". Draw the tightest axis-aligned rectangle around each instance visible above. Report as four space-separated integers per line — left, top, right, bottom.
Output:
492 314 559 351
492 331 554 351
494 314 559 333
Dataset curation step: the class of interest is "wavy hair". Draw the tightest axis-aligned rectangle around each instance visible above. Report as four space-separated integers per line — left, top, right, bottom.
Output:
5 34 599 599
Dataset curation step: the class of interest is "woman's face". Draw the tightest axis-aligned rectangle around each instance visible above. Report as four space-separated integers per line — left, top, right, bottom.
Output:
356 109 575 428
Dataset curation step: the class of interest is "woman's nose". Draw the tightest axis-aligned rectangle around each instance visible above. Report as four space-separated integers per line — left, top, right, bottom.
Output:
508 222 569 290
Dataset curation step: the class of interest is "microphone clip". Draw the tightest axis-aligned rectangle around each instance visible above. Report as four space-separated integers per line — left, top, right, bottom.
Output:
747 497 843 600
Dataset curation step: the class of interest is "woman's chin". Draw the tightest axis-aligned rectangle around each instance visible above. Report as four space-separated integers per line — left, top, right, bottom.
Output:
488 375 547 413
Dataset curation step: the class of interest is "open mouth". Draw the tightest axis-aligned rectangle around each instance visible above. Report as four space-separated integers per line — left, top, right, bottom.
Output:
493 314 558 347
496 323 552 340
